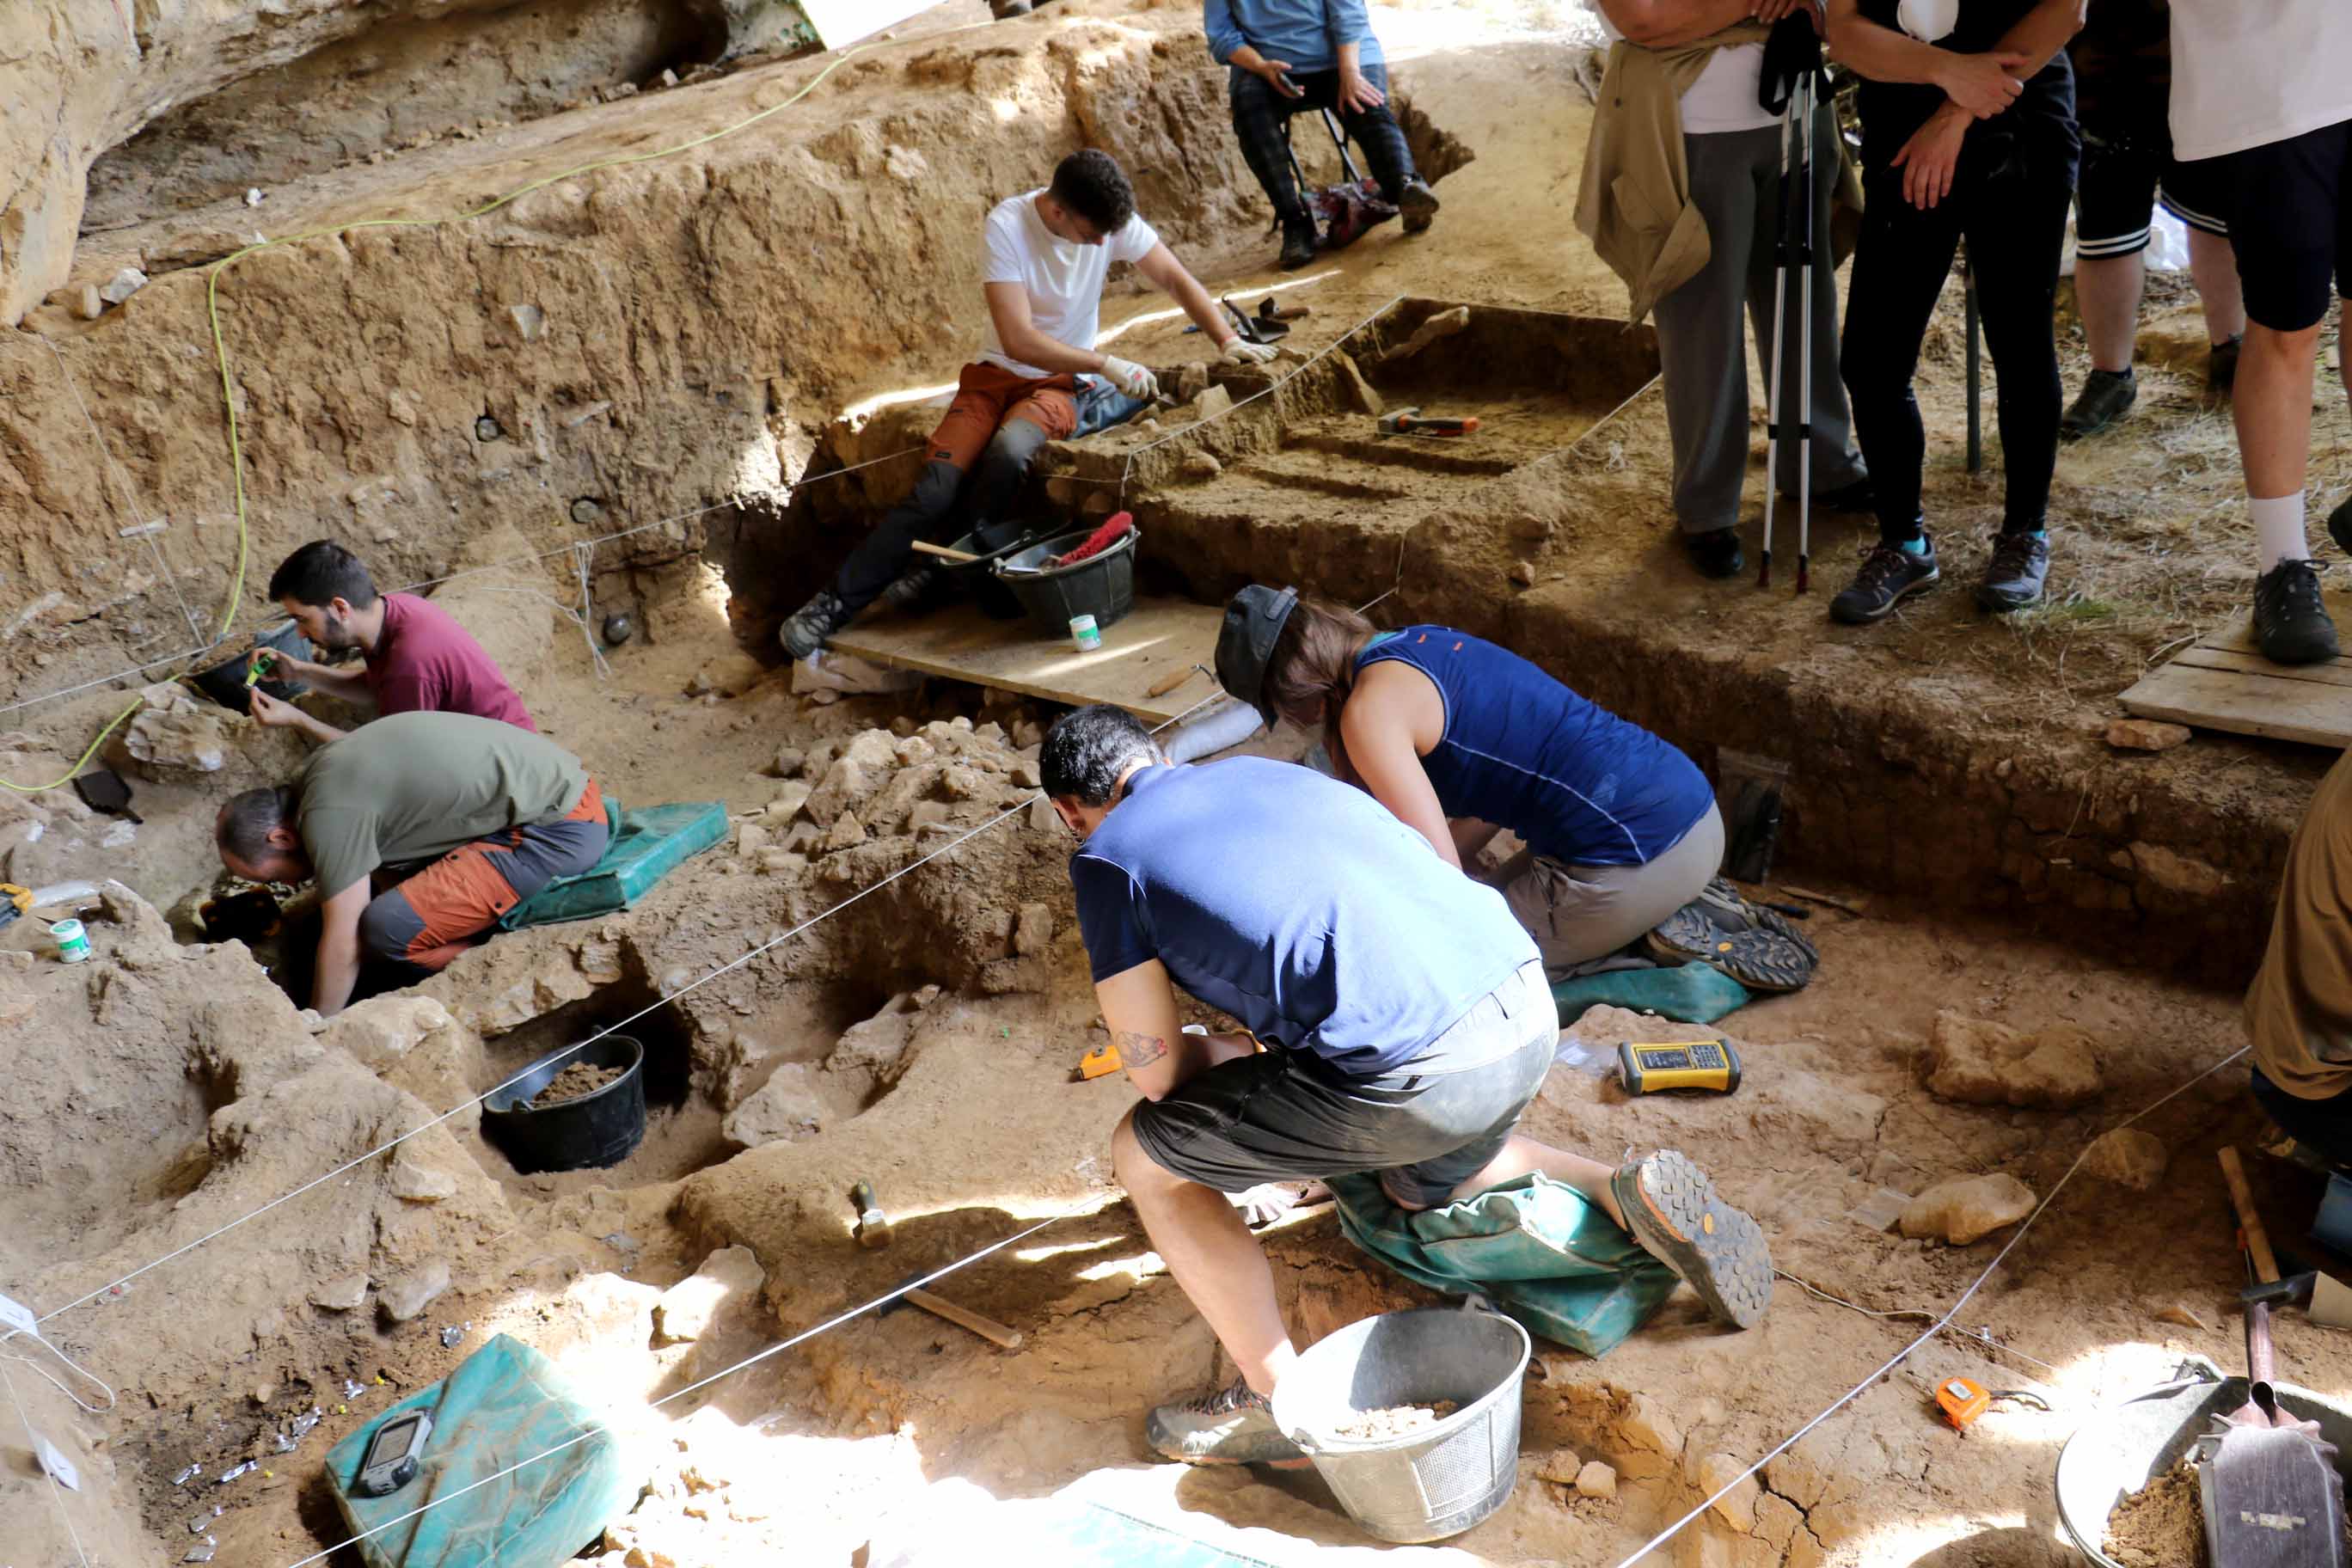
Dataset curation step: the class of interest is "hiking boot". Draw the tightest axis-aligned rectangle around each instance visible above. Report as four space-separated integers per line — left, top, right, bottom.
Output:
1684 527 1743 579
878 566 937 612
2059 368 2136 440
1692 876 1816 964
1398 178 1441 235
1810 475 1877 514
1277 214 1318 272
1610 1150 1773 1330
1976 530 2050 614
1646 903 1815 992
2209 334 2242 395
1828 536 1939 625
778 590 849 659
2253 558 2341 665
1143 1378 1309 1467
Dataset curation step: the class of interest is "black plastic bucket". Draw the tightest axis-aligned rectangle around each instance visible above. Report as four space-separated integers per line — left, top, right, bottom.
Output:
190 621 314 715
941 518 1049 620
994 525 1140 639
481 1035 647 1173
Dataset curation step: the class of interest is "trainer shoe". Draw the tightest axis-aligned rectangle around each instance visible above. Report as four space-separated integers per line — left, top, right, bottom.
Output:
1398 179 1441 236
2253 559 2341 666
1976 530 2050 614
1810 475 1877 514
1828 536 1939 625
2209 334 2242 394
1646 903 1815 992
778 590 849 659
1609 1150 1773 1330
2059 369 2137 440
1692 876 1816 964
1143 1378 1309 1467
1684 527 1744 579
2328 495 2352 559
1277 215 1318 272
878 566 937 612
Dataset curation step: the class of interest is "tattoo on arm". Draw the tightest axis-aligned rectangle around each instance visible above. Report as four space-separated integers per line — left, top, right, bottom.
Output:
1117 1031 1170 1069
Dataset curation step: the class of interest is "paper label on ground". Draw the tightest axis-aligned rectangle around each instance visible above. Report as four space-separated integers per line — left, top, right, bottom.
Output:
0 1289 35 1337
37 1437 80 1491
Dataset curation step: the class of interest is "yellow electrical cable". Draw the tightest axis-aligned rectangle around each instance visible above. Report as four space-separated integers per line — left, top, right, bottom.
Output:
7 18 989 793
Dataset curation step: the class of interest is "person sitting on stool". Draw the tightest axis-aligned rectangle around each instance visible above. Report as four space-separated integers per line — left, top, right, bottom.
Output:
1040 703 1772 1466
1216 587 1816 992
776 150 1273 658
1206 0 1441 271
214 712 609 1019
2246 747 2352 1172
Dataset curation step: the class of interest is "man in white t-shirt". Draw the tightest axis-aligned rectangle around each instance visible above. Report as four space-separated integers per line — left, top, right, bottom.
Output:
2168 1 2352 665
781 150 1272 658
1581 0 1873 582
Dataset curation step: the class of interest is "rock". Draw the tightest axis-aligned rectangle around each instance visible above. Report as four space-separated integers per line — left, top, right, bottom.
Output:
1179 451 1222 481
123 683 230 773
1695 1453 1757 1533
910 800 951 833
1575 1461 1617 1499
310 1275 369 1312
1013 720 1044 750
1536 1448 1583 1485
1924 1011 2101 1109
1026 797 1057 832
1509 562 1537 588
624 1547 676 1568
387 1149 458 1204
1899 1173 2037 1245
892 737 935 767
1170 362 1210 403
1013 903 1052 956
736 822 770 861
2155 1302 2208 1330
764 781 813 820
71 285 103 321
1011 758 1042 789
842 730 898 771
781 820 824 855
652 1246 765 1344
1389 305 1471 362
506 303 545 341
939 764 988 801
756 849 805 875
821 812 867 854
721 1064 825 1148
98 266 146 305
1334 349 1383 415
2083 1128 2168 1190
324 996 454 1067
691 652 764 698
771 745 806 779
2107 719 2191 753
377 1260 451 1322
1192 383 1234 424
1510 514 1555 542
974 721 1008 745
1619 1393 1681 1458
805 757 879 824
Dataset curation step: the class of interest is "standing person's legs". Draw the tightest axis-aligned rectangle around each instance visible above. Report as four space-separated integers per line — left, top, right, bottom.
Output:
1963 154 2073 612
1655 126 1773 574
2221 120 2349 663
358 779 611 976
1758 101 1870 504
1832 161 1961 622
2164 145 2246 380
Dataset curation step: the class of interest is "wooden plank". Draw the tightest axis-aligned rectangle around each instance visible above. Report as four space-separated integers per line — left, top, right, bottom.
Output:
2201 596 2352 655
2120 663 2352 750
828 596 1224 726
2167 646 2352 689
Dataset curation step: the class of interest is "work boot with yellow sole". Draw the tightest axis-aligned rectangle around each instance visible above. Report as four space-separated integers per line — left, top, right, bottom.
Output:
1611 1150 1773 1329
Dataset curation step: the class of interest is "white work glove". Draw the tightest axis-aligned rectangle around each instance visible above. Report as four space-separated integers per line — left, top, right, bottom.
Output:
1100 356 1160 401
1221 336 1278 365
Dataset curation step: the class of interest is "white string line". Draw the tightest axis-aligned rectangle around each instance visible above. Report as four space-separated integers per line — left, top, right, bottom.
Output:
1773 1271 2062 1381
1 1359 95 1568
38 334 205 644
1610 1043 2250 1568
37 684 1230 1329
1114 294 1407 501
275 1210 1069 1568
0 445 924 721
0 1326 119 1414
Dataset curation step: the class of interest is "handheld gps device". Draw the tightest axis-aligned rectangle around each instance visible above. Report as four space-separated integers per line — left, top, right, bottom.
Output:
354 1409 432 1498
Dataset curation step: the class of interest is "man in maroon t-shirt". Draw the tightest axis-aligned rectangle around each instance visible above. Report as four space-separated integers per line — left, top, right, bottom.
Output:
248 540 536 744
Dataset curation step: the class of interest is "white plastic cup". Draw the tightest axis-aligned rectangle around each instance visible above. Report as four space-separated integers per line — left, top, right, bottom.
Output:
1069 614 1102 652
52 918 89 964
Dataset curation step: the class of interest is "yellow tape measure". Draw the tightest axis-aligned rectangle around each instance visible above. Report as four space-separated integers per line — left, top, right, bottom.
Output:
1617 1038 1741 1095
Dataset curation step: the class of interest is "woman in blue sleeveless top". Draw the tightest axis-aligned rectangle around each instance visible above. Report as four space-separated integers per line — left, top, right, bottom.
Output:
1216 587 1814 989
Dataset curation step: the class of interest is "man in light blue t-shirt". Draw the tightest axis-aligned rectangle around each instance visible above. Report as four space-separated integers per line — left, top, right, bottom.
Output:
1041 705 1773 1467
1206 0 1441 268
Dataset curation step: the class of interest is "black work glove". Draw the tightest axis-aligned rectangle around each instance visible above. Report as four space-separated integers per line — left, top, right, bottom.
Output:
1759 11 1826 115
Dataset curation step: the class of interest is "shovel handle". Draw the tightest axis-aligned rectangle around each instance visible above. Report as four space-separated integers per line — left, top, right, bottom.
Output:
904 1289 1023 1350
2220 1147 2280 1283
910 541 983 564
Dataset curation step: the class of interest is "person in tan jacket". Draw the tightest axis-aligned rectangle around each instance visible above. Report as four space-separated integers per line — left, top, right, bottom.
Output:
1576 0 1871 579
2247 750 2352 1171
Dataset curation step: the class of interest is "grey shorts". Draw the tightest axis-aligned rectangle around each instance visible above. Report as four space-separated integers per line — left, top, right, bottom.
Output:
1500 805 1724 976
1128 960 1559 1208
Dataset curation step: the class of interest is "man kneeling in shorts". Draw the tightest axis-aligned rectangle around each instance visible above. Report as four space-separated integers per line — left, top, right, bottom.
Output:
1040 705 1773 1466
215 711 609 1020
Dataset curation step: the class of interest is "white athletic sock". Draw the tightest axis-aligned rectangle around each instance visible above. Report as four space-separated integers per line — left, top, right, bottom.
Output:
2252 493 2311 573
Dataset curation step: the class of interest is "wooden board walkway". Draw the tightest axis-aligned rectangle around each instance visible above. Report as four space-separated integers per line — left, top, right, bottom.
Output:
828 596 1226 726
2119 593 2352 749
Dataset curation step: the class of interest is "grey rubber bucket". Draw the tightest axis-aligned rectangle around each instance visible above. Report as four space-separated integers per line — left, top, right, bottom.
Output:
2054 1357 2352 1564
1271 1308 1531 1543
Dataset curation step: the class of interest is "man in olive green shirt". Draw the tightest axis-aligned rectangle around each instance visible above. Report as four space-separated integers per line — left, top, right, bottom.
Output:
2246 748 2352 1168
215 712 609 1017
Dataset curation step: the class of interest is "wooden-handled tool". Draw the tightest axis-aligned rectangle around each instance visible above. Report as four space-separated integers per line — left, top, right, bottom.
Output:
909 540 983 564
2220 1146 2279 1283
883 1275 1024 1350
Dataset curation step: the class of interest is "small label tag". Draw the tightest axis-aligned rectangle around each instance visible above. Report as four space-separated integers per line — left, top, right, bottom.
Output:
0 1290 36 1337
37 1437 80 1491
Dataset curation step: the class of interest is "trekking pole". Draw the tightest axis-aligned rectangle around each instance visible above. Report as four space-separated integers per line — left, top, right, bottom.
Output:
1759 76 1800 589
1792 66 1817 594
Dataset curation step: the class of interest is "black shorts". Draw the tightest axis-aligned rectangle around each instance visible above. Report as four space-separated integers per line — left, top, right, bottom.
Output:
2075 115 2230 259
1128 960 1558 1208
2224 116 2352 331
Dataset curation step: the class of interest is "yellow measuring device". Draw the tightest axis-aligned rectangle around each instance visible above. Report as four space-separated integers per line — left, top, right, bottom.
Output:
1617 1038 1741 1095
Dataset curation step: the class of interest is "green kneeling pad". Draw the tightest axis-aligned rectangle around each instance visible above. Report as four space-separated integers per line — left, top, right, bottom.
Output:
499 799 727 931
1550 963 1752 1026
1329 1172 1679 1358
327 1333 634 1568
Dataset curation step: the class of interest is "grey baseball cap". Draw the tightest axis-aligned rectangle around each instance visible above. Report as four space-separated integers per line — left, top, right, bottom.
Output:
1215 585 1300 727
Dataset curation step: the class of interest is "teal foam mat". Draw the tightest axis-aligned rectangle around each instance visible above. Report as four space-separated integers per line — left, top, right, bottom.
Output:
499 799 726 930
